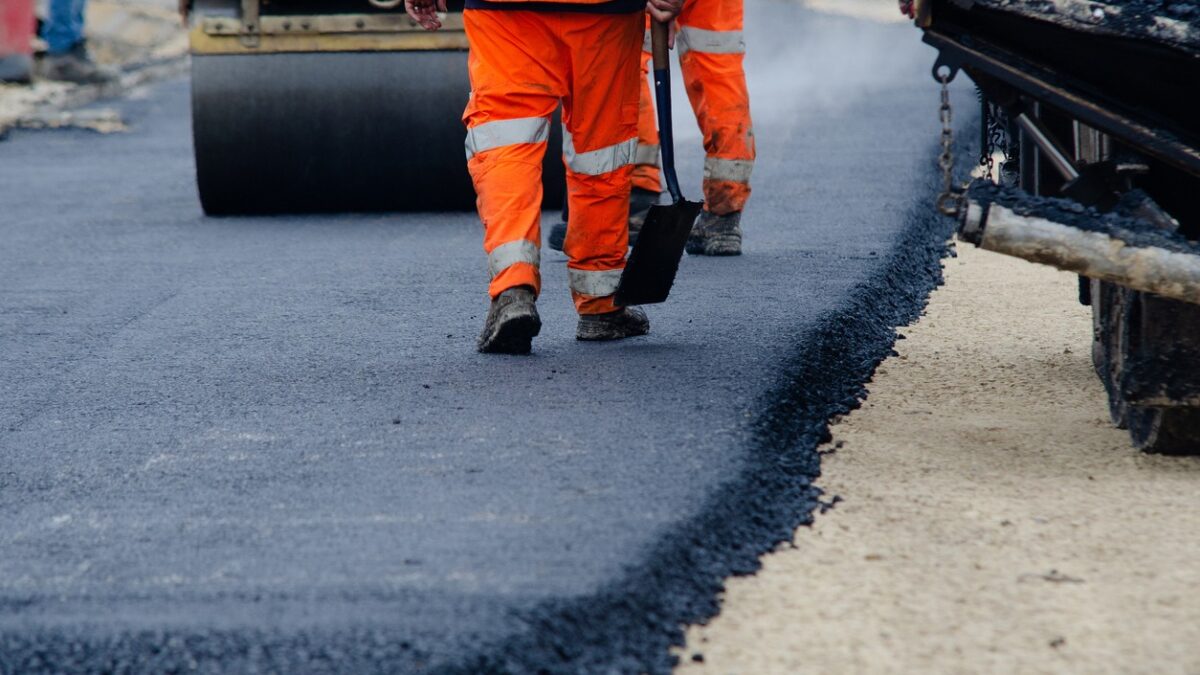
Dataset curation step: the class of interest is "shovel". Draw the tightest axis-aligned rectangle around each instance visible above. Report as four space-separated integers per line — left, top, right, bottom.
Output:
614 19 704 307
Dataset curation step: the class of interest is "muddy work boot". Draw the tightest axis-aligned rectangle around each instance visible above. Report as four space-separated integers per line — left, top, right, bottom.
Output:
548 187 661 252
477 287 541 354
36 43 118 85
576 306 650 342
686 210 743 256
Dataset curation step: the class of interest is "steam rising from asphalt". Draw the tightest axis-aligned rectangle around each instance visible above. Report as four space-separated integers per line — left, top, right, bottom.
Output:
664 1 937 142
748 5 935 116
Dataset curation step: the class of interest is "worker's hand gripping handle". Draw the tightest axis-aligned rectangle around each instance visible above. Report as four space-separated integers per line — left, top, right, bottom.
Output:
652 18 671 70
651 20 684 203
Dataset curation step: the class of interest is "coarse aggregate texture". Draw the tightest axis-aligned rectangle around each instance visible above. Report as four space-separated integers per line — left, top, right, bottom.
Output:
676 244 1200 675
967 181 1200 254
0 4 968 672
971 0 1200 52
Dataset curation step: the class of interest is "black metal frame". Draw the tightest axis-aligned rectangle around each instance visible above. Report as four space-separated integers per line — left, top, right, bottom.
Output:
923 28 1200 181
922 0 1200 450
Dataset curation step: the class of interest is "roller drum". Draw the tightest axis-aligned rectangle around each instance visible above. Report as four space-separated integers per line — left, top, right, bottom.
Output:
191 51 566 214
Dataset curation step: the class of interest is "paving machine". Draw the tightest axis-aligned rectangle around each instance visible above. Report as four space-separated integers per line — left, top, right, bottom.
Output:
907 0 1200 453
183 0 565 214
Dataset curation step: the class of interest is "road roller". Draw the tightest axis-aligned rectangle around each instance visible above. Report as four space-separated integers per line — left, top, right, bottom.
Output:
908 0 1200 453
184 0 565 214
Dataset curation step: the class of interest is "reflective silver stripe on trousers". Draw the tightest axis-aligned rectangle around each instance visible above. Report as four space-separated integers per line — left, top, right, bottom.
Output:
568 268 623 297
488 240 540 278
643 27 652 53
562 131 638 176
465 116 550 161
635 143 660 167
704 156 754 184
676 26 745 56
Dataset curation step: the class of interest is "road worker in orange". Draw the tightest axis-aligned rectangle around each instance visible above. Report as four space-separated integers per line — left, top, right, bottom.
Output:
548 0 755 256
407 0 685 354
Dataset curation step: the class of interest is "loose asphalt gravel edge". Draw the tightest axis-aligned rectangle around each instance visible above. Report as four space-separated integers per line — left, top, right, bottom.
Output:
443 134 972 674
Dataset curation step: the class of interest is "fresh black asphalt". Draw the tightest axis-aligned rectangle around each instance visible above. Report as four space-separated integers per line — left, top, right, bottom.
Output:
0 4 973 672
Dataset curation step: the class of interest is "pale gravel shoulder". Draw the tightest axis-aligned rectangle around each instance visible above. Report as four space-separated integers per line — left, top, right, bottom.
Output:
676 244 1200 674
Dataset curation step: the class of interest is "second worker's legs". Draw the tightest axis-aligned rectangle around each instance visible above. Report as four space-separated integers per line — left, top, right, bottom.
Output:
631 40 663 197
37 0 116 84
41 0 84 55
677 0 755 256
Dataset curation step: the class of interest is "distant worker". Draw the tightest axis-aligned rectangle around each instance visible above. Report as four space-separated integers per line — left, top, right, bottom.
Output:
406 0 684 354
37 0 117 84
0 0 35 83
549 0 755 256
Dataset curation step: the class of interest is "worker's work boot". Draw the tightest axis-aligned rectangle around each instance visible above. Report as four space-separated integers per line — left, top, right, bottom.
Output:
548 187 661 252
576 306 650 341
36 43 118 85
686 210 743 256
477 287 541 354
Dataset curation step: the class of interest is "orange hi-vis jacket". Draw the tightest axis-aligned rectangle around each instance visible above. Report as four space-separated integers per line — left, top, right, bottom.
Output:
464 0 644 10
462 3 644 315
632 0 755 215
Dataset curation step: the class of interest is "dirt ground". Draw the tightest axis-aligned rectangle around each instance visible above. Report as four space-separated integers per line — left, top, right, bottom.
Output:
676 244 1200 674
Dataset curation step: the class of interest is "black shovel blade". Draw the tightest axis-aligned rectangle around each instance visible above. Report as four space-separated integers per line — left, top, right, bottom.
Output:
615 198 704 306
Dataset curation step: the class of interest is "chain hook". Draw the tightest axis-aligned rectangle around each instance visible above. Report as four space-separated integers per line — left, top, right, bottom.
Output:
935 67 965 217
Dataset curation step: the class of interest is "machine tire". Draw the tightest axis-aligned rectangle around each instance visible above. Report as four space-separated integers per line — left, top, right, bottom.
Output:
1091 280 1131 429
1093 285 1200 454
1128 407 1200 454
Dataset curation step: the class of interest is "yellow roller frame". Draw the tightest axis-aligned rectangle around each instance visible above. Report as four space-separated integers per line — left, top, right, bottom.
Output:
190 12 469 55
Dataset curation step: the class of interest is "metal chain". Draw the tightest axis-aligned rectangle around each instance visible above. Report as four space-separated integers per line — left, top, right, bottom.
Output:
935 71 964 217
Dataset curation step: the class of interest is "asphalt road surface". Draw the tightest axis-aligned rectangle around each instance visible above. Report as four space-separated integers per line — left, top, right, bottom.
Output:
0 4 969 672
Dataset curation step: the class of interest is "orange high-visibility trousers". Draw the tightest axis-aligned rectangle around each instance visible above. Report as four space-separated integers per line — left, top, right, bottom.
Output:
630 46 662 195
632 0 755 215
463 8 643 315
